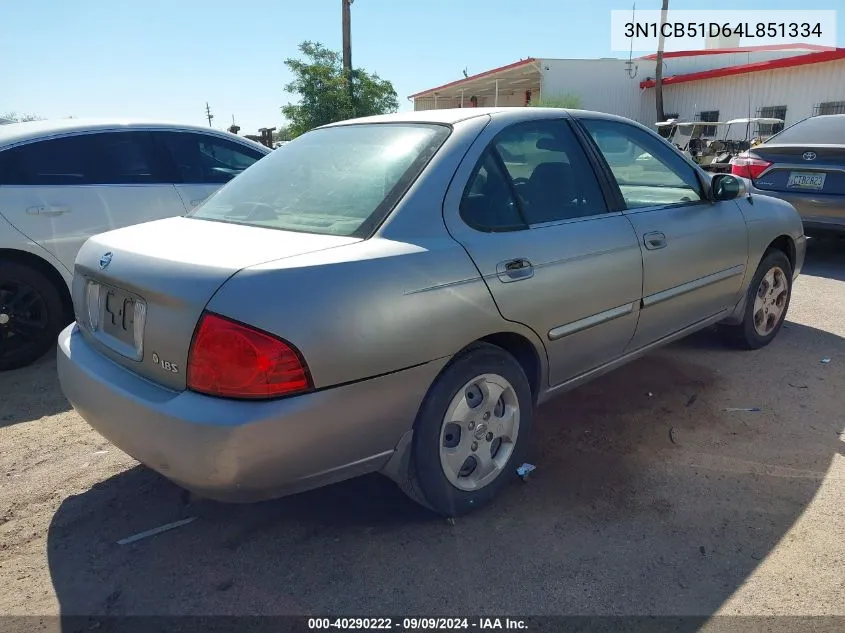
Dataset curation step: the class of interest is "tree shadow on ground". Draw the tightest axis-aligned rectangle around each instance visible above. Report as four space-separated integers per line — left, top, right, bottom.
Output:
46 321 844 626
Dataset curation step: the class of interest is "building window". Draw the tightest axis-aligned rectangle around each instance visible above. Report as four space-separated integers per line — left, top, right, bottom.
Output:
815 101 845 115
698 110 720 137
757 106 786 135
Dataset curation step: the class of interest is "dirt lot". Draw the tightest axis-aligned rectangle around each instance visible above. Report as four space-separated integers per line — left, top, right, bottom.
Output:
1 240 843 623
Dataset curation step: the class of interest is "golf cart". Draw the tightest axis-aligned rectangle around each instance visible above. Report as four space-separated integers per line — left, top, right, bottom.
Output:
653 119 727 170
702 117 785 173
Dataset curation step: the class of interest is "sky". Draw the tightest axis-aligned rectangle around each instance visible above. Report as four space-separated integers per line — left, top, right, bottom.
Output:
2 0 842 135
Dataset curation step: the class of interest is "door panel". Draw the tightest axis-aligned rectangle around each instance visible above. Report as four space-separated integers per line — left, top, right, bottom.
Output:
623 202 747 348
579 117 748 350
0 132 186 272
443 117 644 387
460 218 642 385
0 185 184 271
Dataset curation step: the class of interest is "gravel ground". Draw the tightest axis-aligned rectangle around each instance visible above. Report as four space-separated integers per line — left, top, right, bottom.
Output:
1 239 843 624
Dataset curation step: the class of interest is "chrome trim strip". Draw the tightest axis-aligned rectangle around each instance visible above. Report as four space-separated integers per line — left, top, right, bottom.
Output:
548 302 635 341
404 277 480 295
758 163 845 179
643 264 745 308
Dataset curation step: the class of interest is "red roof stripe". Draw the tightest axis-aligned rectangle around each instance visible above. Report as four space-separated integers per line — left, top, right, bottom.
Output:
408 57 537 99
638 43 831 60
639 47 845 88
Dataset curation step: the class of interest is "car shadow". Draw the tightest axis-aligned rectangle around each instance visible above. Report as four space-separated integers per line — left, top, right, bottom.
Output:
0 348 71 427
803 235 845 282
46 321 845 622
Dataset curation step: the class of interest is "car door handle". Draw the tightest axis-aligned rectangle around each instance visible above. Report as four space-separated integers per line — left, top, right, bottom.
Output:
643 231 667 250
26 205 70 217
496 258 534 283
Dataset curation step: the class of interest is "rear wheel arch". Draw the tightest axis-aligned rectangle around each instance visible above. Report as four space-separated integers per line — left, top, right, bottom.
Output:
382 332 543 509
0 249 73 322
477 332 542 405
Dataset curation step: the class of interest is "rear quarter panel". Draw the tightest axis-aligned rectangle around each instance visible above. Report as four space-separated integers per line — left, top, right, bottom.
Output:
206 237 546 389
206 114 547 389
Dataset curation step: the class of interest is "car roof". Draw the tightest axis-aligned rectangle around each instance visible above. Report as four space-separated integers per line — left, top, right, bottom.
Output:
0 118 270 152
322 107 639 129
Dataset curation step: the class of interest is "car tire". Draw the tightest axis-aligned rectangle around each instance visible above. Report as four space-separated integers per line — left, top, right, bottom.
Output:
0 262 66 371
409 342 533 517
719 249 793 350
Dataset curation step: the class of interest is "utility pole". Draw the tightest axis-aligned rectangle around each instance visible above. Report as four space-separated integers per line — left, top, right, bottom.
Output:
205 102 214 127
654 0 669 123
342 0 354 112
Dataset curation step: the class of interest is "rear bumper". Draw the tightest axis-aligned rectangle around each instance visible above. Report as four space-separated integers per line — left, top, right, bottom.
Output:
749 185 845 231
57 324 446 502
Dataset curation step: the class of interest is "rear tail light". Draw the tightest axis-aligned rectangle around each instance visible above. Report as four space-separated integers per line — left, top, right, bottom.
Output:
730 152 772 180
187 312 312 399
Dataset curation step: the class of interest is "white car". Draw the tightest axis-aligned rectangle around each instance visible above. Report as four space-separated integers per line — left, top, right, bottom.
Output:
0 119 270 370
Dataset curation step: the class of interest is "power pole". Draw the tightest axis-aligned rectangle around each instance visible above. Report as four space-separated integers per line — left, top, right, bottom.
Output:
205 102 214 127
654 0 669 123
342 0 354 112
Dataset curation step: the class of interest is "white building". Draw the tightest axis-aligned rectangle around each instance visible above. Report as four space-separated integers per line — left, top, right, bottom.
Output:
409 44 845 139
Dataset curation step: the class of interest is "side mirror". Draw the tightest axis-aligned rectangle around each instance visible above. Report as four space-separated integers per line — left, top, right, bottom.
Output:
711 173 747 201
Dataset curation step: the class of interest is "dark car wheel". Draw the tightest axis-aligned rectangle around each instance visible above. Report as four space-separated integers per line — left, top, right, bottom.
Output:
0 262 66 371
410 342 533 517
720 249 793 350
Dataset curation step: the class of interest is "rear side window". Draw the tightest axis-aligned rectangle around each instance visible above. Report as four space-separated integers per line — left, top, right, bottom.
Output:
767 115 845 144
460 149 526 232
153 132 265 184
459 119 608 231
0 132 160 185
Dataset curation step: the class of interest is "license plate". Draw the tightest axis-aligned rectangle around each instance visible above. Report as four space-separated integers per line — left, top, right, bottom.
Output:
786 172 826 190
95 285 146 356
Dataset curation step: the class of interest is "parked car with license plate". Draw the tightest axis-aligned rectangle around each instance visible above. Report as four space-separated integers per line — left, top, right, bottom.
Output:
731 114 845 234
57 108 805 516
0 119 270 370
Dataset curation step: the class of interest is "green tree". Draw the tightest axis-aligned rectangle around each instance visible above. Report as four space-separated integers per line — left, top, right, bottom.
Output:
282 41 398 138
273 126 293 143
1 111 43 122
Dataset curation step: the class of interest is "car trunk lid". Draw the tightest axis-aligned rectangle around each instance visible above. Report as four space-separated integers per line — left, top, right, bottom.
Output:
751 144 845 195
72 216 359 390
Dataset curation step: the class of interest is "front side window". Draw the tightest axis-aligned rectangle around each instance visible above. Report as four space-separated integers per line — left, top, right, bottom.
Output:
0 132 158 185
582 119 703 210
190 123 450 237
155 132 265 184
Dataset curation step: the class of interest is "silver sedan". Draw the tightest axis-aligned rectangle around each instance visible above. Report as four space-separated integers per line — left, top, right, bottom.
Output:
57 108 806 516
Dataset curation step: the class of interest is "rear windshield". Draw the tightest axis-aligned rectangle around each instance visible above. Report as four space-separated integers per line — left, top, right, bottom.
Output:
189 123 450 237
767 115 845 145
